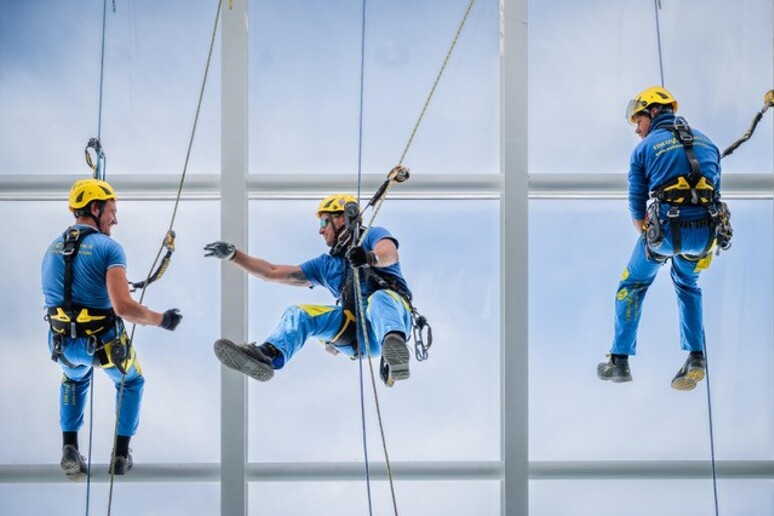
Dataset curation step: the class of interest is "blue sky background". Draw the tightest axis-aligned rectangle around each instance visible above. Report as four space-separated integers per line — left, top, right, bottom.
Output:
1 0 773 515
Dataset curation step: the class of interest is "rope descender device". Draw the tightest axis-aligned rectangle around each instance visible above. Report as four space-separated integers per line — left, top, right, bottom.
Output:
388 164 410 183
129 230 176 292
84 137 106 180
366 165 411 211
721 89 774 159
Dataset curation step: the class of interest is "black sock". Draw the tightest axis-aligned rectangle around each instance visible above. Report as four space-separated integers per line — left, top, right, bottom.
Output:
689 351 705 358
260 343 280 359
611 353 629 363
115 435 131 457
63 431 78 449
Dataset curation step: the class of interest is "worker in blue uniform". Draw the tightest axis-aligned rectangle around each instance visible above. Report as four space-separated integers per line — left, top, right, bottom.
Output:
597 86 730 391
42 179 182 480
205 193 413 387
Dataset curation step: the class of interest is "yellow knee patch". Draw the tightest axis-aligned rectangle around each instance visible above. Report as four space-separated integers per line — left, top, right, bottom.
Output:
367 290 410 311
298 304 335 317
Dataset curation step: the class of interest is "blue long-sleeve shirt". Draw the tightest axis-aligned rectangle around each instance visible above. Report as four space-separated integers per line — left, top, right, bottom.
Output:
628 113 721 221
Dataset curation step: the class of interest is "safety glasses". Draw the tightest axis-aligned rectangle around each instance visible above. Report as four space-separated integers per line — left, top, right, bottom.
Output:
320 214 344 229
626 98 647 124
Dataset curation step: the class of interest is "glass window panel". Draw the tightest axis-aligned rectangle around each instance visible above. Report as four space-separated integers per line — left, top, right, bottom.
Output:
0 200 220 464
247 200 499 462
530 480 773 516
0 1 220 175
249 0 499 175
0 483 219 516
529 0 773 174
529 200 774 461
250 480 500 516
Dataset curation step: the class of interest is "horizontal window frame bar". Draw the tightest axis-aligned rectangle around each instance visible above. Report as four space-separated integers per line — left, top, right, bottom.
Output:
2 460 772 483
0 173 772 201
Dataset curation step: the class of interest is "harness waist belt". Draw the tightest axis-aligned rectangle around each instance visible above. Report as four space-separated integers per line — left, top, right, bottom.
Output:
654 175 716 206
47 305 116 338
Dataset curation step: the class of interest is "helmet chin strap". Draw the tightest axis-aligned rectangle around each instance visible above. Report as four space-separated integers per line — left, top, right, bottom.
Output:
329 225 352 257
79 201 105 234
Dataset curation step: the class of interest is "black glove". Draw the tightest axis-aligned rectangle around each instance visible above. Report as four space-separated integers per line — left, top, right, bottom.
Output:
160 309 182 331
346 246 376 268
204 241 236 260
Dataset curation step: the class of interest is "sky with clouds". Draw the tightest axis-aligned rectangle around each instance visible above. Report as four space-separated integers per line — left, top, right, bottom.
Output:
1 0 772 515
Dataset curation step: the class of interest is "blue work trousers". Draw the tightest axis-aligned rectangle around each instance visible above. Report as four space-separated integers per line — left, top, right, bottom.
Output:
48 324 144 437
612 221 713 356
266 289 413 367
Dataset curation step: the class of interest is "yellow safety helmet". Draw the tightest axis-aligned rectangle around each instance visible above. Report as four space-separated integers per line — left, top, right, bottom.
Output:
68 178 117 212
626 86 678 124
317 193 358 217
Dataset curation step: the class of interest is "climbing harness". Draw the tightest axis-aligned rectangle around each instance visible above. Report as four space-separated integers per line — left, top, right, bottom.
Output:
644 117 733 258
45 226 129 372
333 200 433 364
721 89 774 158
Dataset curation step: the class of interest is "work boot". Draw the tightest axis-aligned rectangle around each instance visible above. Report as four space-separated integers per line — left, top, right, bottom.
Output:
380 332 410 387
60 444 87 481
671 352 706 391
213 339 276 382
597 354 632 383
109 452 133 475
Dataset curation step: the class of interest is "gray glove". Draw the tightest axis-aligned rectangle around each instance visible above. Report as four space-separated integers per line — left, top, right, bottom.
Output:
204 241 236 260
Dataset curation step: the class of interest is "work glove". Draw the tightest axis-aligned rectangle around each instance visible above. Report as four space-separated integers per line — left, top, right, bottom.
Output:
160 309 182 331
346 246 376 268
204 241 236 260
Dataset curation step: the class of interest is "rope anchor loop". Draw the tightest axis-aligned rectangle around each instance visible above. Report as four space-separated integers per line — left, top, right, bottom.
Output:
84 137 106 179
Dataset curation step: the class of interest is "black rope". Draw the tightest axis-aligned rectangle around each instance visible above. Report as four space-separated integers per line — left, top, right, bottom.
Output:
702 335 720 516
648 7 724 514
721 91 774 159
83 1 112 513
353 0 376 514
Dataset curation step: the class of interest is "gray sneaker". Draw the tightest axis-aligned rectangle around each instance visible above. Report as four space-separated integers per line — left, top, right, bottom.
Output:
671 353 706 391
213 339 275 382
597 354 632 383
60 444 87 481
380 333 410 386
109 452 133 475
